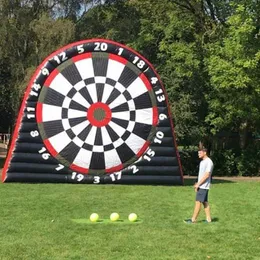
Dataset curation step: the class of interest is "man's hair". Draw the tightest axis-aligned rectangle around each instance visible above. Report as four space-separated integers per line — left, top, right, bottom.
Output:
199 146 208 153
198 142 208 153
199 147 208 153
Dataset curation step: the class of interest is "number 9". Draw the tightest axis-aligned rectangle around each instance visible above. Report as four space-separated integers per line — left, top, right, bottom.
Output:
159 114 167 120
42 68 49 76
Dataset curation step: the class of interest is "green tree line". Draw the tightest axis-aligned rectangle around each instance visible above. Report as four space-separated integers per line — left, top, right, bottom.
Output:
0 0 259 175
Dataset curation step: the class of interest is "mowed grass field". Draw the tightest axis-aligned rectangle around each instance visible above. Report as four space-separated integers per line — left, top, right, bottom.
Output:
1 160 260 260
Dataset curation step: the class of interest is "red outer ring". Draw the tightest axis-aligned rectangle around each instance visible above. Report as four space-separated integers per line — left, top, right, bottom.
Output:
70 164 89 174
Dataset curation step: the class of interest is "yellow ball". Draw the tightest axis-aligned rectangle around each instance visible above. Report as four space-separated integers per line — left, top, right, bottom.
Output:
110 212 120 222
128 213 137 222
90 213 99 222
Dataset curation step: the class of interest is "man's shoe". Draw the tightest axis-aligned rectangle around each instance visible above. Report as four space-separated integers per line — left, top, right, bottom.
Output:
183 219 195 224
203 220 212 223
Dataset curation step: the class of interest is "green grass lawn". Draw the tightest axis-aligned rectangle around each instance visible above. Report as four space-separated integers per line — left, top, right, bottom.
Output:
0 175 260 260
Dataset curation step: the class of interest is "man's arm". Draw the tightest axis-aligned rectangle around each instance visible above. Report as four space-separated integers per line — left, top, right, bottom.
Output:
194 172 211 191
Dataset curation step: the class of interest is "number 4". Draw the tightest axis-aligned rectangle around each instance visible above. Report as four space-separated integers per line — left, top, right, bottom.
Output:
151 77 158 84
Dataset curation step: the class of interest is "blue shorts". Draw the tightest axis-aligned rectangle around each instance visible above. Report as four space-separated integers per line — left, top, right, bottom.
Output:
196 188 209 202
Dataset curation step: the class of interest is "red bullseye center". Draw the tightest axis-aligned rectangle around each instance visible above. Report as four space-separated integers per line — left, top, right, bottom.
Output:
88 102 112 127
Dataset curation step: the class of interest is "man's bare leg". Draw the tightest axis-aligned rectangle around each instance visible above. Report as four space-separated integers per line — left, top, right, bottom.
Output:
203 202 211 222
191 201 201 222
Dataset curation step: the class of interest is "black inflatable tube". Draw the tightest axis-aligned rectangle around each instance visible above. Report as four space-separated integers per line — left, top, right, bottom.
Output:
4 172 183 185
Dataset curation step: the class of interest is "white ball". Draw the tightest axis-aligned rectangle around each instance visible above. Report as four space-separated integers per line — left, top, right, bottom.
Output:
110 212 120 222
128 213 137 222
90 213 99 222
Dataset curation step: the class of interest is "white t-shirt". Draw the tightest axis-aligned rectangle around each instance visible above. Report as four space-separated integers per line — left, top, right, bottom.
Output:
198 157 214 189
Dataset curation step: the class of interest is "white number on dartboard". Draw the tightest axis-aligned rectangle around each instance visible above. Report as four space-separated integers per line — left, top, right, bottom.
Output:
27 107 35 112
38 147 50 160
32 83 41 91
151 77 158 84
30 90 38 97
53 52 68 64
41 68 49 76
71 172 84 182
93 176 101 184
118 47 124 55
128 165 139 174
110 172 122 181
154 131 164 144
77 45 84 54
27 113 35 119
30 130 39 137
94 42 108 51
30 83 40 96
132 56 146 69
159 113 167 120
55 164 64 171
155 89 165 102
143 148 155 162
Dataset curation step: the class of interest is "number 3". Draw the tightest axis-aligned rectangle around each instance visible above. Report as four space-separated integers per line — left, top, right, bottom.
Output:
93 176 100 184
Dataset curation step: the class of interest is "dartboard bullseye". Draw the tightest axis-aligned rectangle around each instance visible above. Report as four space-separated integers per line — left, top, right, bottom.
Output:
36 50 158 174
2 39 183 185
87 102 112 127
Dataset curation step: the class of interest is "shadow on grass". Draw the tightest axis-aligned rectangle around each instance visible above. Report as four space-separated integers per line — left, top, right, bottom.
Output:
71 218 143 224
197 217 219 223
184 177 235 186
211 217 219 222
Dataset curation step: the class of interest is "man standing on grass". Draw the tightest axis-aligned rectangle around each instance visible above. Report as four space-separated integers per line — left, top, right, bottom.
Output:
184 147 214 223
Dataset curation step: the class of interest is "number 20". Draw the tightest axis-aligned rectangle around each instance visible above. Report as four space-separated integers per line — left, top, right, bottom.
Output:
94 42 108 51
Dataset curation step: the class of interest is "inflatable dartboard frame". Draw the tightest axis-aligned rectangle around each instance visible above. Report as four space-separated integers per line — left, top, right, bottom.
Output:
2 39 184 185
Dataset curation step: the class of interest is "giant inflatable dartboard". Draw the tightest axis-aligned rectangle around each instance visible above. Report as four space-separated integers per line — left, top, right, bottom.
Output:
2 39 183 185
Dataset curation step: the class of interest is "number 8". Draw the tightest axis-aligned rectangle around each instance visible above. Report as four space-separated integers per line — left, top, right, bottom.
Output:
30 130 39 137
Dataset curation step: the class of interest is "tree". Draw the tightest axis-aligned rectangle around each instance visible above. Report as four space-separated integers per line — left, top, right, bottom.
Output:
31 13 75 63
127 0 211 145
76 0 140 44
0 1 75 132
158 2 210 145
206 4 260 149
0 1 36 132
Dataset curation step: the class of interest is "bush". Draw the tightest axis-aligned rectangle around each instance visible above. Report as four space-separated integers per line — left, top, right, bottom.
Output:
179 147 199 176
211 149 238 176
236 143 260 176
179 143 260 177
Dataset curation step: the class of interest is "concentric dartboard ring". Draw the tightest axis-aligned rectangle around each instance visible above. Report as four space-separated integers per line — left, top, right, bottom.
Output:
36 41 158 174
